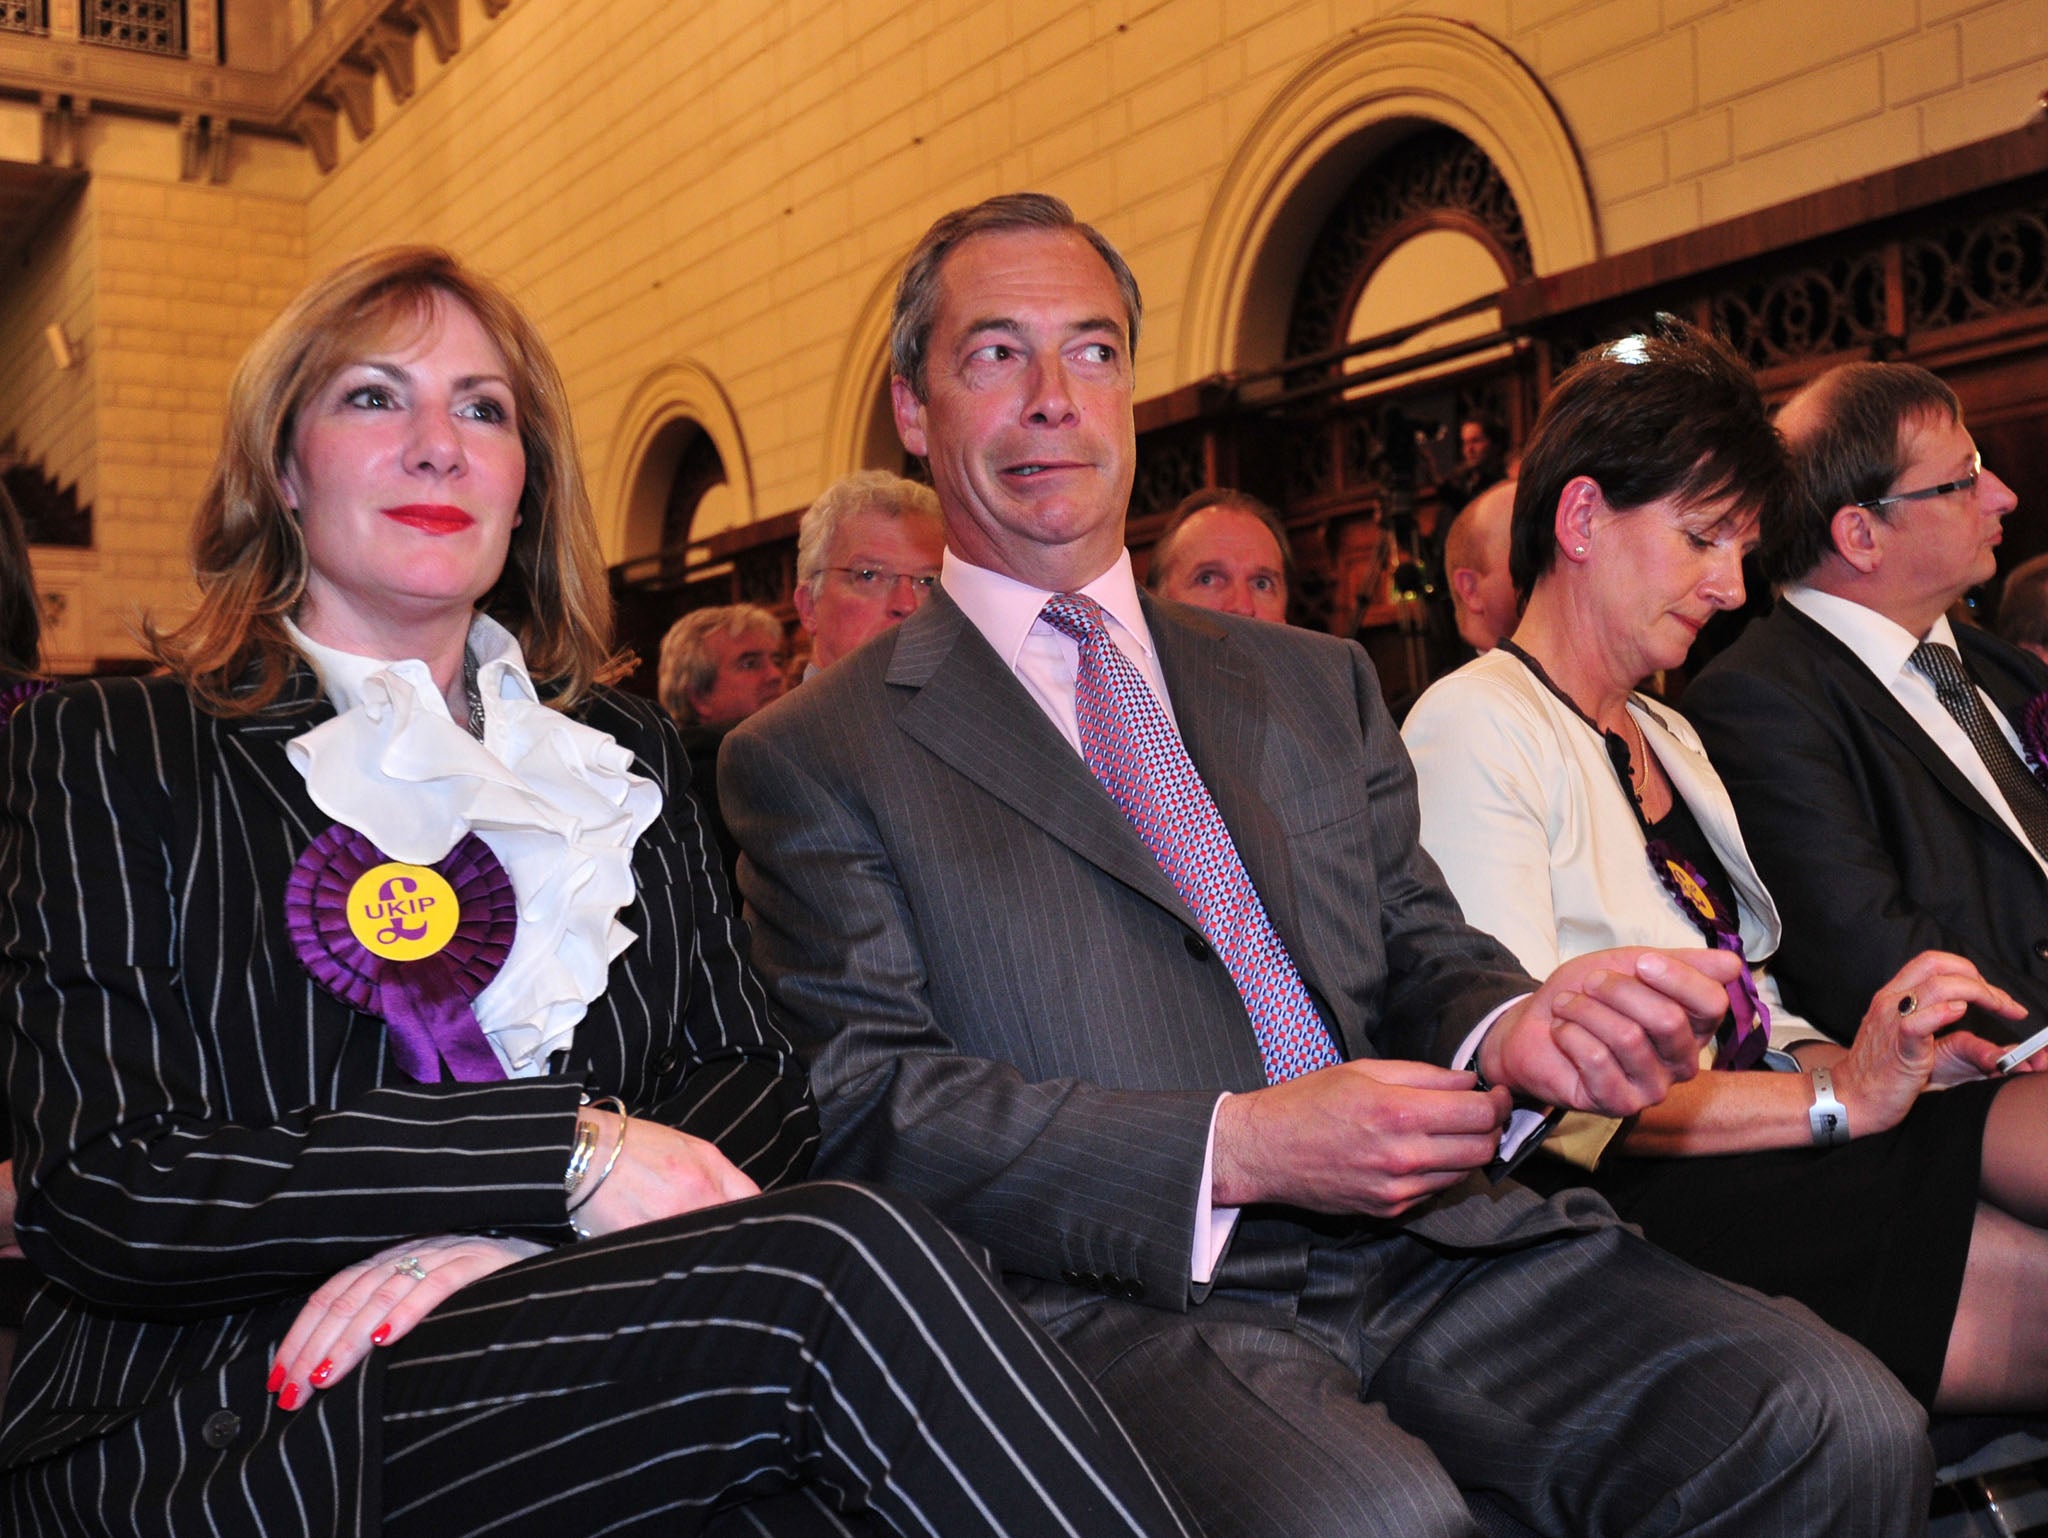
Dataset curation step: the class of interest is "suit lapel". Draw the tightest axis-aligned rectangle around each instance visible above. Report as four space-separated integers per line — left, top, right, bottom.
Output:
1778 603 2018 843
217 665 338 844
892 591 1198 928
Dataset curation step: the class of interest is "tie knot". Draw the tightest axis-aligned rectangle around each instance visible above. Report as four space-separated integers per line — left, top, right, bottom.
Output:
1911 640 1969 694
1040 593 1107 644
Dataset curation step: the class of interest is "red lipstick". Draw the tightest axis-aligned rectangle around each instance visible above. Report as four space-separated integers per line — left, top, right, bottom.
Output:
382 504 474 534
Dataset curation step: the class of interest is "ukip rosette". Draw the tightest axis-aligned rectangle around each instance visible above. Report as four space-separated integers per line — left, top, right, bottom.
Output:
2023 691 2048 792
1646 839 1770 1069
286 822 517 1082
0 677 51 726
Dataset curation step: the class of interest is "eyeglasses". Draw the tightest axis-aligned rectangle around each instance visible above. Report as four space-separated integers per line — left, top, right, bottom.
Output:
1854 452 1982 510
825 566 940 594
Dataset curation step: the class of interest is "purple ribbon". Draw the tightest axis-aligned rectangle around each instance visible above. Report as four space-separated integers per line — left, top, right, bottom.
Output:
0 679 52 727
1645 840 1770 1070
286 825 516 1083
2022 692 2048 793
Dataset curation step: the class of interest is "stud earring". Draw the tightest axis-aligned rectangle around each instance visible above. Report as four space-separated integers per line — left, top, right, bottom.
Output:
1573 544 1586 556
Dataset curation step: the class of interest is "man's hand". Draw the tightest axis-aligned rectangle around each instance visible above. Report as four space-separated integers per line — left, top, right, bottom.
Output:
1840 951 2028 1121
1212 1059 1510 1216
1478 947 1743 1117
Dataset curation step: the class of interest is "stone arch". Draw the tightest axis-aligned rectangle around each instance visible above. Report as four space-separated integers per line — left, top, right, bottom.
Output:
821 263 909 483
598 361 755 563
1178 19 1597 380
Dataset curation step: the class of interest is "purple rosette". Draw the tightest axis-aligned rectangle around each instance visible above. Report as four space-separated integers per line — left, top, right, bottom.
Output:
0 678 52 726
2022 692 2048 792
1645 839 1770 1071
286 824 517 1083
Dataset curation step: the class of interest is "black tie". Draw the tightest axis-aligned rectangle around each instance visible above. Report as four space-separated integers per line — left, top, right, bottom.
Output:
1910 640 2048 858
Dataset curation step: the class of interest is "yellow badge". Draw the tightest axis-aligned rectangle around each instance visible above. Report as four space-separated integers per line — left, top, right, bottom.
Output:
1665 859 1717 922
346 862 460 962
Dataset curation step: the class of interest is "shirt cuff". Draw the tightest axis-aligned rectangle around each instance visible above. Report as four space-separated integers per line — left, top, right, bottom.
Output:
1193 1092 1239 1285
1457 994 1551 1158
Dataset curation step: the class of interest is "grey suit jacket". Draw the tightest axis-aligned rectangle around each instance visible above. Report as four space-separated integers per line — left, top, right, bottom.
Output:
724 589 1590 1314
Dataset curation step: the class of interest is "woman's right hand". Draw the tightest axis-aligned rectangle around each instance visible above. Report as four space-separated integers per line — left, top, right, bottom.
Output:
570 1111 761 1239
1835 951 2025 1132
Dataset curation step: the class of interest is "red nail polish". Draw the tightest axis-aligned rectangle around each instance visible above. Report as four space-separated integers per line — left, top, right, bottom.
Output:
309 1359 333 1387
278 1383 300 1411
370 1323 391 1346
266 1362 285 1394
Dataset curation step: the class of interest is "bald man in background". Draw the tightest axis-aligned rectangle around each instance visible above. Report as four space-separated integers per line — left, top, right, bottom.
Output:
1444 477 1518 654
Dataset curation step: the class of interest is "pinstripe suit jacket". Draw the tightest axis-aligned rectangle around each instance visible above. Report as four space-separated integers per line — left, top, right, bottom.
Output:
724 590 1598 1316
0 668 817 1536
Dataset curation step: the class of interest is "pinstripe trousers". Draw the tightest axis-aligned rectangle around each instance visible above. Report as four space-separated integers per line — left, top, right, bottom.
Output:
376 1182 1192 1538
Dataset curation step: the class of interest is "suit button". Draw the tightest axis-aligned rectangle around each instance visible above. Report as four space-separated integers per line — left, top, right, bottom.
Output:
654 1048 679 1074
1061 1269 1082 1287
1078 1271 1102 1291
1184 934 1211 961
1121 1278 1146 1301
201 1409 240 1448
2033 940 2048 962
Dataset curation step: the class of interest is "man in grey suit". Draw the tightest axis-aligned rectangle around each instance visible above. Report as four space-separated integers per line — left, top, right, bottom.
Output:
723 194 1926 1537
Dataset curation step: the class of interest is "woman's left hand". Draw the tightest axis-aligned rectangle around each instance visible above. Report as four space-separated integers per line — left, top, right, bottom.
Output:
271 1233 544 1410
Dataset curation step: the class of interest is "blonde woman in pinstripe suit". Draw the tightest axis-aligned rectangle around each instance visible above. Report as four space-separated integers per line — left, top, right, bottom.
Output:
0 247 1190 1538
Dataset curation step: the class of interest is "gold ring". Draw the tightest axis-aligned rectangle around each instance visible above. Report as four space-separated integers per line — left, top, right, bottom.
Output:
1897 993 1918 1016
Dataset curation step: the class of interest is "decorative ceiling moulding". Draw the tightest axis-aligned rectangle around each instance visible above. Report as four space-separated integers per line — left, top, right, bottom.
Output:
0 0 521 174
355 17 417 105
395 0 459 66
1178 19 1598 383
321 54 376 140
177 109 229 182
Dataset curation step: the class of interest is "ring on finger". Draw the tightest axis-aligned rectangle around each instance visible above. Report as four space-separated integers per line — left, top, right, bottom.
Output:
1897 993 1918 1016
393 1256 429 1282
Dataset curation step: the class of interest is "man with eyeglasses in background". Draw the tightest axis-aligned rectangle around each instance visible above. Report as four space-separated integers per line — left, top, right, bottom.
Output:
793 469 945 677
1687 361 2048 1049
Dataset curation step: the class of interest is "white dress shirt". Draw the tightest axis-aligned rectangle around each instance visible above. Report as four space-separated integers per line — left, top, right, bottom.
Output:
1782 585 2048 880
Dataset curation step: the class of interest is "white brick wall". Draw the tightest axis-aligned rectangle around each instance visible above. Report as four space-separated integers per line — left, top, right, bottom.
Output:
3 0 2043 660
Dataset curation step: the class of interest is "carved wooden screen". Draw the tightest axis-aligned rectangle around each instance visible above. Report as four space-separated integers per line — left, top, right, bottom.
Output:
82 0 182 55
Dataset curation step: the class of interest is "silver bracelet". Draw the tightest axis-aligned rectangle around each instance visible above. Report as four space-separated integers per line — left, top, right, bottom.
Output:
568 1098 629 1221
1807 1066 1850 1147
563 1114 599 1197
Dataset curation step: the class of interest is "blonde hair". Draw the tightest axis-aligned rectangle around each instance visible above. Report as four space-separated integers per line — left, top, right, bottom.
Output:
148 245 621 714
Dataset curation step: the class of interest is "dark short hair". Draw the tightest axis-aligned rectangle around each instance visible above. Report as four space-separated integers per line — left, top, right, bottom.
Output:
0 481 39 676
1509 318 1788 597
890 192 1143 400
1764 361 1962 586
1148 487 1294 589
1999 552 2048 652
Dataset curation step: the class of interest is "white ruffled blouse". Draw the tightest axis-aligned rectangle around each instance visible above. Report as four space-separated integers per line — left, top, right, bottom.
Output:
283 614 661 1077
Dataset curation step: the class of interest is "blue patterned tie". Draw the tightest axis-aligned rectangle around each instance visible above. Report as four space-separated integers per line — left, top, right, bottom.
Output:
1039 594 1340 1082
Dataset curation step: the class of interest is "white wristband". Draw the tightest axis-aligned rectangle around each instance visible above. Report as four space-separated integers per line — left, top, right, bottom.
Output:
1807 1065 1850 1147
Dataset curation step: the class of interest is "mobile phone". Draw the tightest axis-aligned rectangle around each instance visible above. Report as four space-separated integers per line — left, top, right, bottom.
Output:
1996 1021 2048 1075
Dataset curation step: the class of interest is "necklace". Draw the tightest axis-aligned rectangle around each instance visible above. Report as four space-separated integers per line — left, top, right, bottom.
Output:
461 648 486 740
1615 707 1650 797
